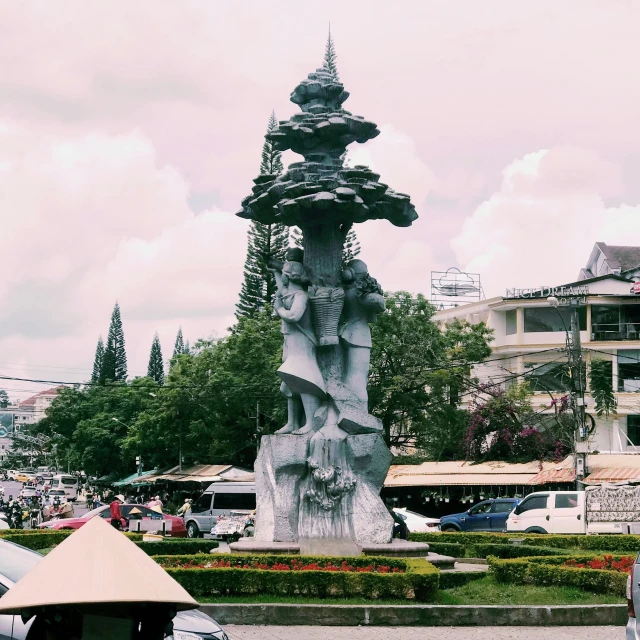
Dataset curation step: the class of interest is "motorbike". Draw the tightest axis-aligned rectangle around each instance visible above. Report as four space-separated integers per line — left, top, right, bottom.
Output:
9 502 24 529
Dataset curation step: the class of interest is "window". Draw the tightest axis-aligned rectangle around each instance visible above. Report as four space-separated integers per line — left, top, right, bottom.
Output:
212 491 256 510
515 495 548 513
524 307 586 333
192 493 212 513
469 502 492 516
555 494 579 509
524 361 571 392
492 501 516 514
627 416 640 446
506 310 517 336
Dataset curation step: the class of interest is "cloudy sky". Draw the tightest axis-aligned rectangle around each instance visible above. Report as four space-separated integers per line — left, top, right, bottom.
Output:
1 0 640 400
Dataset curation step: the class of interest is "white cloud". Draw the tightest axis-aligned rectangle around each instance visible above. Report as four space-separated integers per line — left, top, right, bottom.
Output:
452 146 640 297
0 123 248 398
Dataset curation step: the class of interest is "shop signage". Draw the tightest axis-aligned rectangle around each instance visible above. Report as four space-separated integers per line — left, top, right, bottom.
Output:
632 282 640 295
505 285 589 300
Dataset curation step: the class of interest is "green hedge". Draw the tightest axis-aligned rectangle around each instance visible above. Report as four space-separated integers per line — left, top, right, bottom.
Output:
467 543 568 559
138 540 219 556
489 555 629 596
156 555 439 601
410 531 640 554
438 571 487 589
0 529 143 550
421 541 464 557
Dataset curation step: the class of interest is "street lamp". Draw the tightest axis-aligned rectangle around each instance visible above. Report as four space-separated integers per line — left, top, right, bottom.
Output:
112 418 142 476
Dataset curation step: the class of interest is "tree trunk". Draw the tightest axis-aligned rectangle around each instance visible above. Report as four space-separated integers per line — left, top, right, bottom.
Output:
302 224 343 287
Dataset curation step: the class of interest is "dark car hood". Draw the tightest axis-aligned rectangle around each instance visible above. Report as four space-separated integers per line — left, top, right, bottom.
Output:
439 512 466 522
174 608 223 633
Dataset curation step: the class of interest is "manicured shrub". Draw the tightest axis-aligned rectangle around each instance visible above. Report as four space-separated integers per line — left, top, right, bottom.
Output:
0 531 73 549
467 543 567 559
137 540 218 556
488 554 630 596
157 554 439 601
423 542 464 557
438 571 487 589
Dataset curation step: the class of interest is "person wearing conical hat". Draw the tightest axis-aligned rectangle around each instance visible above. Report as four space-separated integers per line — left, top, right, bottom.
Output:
109 494 125 530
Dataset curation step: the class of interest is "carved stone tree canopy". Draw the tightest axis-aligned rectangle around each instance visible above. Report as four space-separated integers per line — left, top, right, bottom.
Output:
236 68 419 232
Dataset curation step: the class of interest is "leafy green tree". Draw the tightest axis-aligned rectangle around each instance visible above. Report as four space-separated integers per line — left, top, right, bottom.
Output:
236 112 288 319
0 390 8 409
147 333 165 385
368 292 493 457
91 336 105 383
101 302 127 382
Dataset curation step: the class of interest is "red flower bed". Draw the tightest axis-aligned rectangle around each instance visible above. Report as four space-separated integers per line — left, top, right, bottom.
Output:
160 557 404 574
564 555 634 573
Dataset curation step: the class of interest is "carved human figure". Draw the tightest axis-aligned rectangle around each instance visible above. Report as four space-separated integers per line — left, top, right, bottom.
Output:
272 258 326 435
339 259 386 404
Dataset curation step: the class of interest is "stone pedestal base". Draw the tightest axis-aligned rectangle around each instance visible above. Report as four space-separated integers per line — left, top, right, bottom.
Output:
255 432 393 545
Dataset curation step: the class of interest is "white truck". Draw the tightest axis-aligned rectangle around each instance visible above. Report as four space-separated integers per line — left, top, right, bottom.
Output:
506 485 640 535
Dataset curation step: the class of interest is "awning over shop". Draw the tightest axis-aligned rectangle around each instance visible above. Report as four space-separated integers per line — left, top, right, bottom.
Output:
584 467 640 483
385 460 558 488
112 470 158 487
130 463 255 485
528 468 576 485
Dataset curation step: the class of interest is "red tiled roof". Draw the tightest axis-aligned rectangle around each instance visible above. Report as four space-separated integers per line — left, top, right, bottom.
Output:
528 468 576 485
19 386 63 407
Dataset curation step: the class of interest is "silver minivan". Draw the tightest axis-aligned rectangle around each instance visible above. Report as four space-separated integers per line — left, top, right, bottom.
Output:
184 482 256 538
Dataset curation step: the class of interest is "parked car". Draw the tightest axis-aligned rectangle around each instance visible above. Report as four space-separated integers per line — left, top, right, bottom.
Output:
185 482 256 538
439 498 520 532
0 538 229 639
37 503 187 537
392 508 439 532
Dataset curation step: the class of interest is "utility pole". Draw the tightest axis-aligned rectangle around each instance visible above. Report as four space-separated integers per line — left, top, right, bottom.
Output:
549 296 588 487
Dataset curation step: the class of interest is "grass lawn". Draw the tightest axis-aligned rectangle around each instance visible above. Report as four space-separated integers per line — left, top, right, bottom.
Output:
434 575 625 605
198 576 625 606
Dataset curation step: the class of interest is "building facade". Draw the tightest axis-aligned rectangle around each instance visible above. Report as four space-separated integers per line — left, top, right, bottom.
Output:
435 244 640 457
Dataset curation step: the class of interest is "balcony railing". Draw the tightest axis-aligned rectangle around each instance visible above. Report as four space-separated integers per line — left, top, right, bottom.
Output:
592 322 640 341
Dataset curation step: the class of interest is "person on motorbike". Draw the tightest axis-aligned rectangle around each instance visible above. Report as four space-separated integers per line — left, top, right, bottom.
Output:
176 498 192 519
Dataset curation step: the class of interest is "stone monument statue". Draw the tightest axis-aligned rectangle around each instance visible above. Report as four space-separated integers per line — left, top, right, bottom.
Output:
237 48 417 547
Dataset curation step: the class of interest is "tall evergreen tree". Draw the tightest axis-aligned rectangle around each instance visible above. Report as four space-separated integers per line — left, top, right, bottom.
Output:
323 26 339 80
236 111 289 319
147 333 165 385
184 340 191 355
91 336 105 384
173 327 185 358
342 227 361 263
101 302 127 382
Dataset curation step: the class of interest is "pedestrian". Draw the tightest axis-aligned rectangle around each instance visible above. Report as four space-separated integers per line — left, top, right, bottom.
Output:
109 494 125 530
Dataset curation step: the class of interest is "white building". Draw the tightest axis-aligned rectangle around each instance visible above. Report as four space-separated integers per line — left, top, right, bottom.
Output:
0 387 61 462
434 244 640 458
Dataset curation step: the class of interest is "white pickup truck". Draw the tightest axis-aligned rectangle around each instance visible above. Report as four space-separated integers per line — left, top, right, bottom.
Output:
506 485 640 535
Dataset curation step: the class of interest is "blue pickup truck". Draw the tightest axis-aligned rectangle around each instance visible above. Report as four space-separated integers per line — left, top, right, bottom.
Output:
439 498 520 532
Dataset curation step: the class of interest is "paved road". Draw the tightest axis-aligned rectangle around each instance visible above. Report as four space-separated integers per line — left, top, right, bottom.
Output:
223 626 622 639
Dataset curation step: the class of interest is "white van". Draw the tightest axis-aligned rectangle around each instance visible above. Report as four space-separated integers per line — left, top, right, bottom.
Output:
183 482 256 538
507 486 640 535
506 491 584 534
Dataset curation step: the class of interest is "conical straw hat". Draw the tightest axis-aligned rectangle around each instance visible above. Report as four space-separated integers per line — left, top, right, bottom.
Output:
0 516 198 615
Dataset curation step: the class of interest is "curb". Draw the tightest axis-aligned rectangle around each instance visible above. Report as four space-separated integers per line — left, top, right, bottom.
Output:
199 603 627 627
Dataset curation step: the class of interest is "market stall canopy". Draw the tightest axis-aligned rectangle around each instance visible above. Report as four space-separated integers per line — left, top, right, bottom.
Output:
131 463 255 485
112 469 158 487
385 460 560 487
554 453 640 484
0 515 198 615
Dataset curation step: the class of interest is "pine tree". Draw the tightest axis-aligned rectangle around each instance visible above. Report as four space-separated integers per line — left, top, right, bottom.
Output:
101 302 127 382
173 327 185 358
323 26 339 80
91 336 105 384
184 340 191 355
236 111 289 319
147 333 165 385
342 227 361 263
